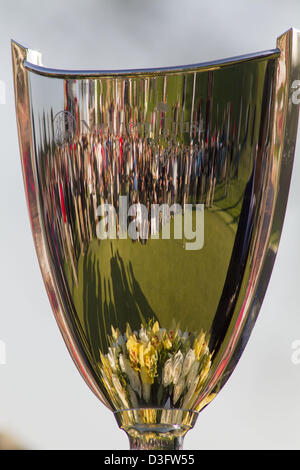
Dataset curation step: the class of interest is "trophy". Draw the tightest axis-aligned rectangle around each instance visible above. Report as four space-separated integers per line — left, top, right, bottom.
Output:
12 28 300 450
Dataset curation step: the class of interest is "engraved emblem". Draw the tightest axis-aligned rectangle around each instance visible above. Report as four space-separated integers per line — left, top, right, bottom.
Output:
53 110 76 145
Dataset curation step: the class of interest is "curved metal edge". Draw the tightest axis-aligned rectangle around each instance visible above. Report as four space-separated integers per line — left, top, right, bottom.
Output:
11 38 280 79
196 27 300 406
11 40 113 410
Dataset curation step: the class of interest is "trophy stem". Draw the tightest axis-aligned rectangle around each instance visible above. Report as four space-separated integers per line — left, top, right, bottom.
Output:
114 408 198 450
128 433 184 450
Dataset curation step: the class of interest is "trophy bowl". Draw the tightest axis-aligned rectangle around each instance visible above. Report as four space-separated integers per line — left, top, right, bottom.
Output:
12 28 300 450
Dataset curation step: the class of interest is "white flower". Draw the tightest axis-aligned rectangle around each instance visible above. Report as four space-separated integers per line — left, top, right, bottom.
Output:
119 354 141 397
186 360 199 388
139 326 149 344
172 351 184 385
173 377 185 404
143 382 151 403
140 369 151 402
119 354 126 373
127 385 139 408
107 347 117 371
163 351 184 387
162 357 173 386
182 349 196 376
111 374 129 408
182 376 199 410
128 369 142 397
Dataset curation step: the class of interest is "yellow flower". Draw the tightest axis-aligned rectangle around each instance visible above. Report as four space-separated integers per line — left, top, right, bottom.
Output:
101 320 213 412
198 355 212 386
169 328 178 341
163 338 172 350
126 334 140 369
145 349 157 373
139 343 158 383
193 332 207 360
151 334 161 349
152 321 160 335
111 325 119 342
126 323 132 339
140 367 152 385
99 351 112 379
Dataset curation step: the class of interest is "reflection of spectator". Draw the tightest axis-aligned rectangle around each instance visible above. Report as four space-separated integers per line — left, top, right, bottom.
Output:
151 210 158 236
37 72 251 262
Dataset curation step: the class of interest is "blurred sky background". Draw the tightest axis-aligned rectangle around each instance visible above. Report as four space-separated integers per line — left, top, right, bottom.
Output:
1 0 300 450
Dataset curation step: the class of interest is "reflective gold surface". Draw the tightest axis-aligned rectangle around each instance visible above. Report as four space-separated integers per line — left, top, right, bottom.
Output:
12 29 300 448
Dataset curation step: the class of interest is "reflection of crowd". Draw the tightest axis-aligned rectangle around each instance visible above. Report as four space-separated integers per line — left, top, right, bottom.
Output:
36 75 251 282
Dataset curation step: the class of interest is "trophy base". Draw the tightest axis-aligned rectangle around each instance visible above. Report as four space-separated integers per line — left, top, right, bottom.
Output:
114 408 198 450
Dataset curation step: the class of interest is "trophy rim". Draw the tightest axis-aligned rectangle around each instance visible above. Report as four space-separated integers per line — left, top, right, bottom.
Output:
11 38 282 79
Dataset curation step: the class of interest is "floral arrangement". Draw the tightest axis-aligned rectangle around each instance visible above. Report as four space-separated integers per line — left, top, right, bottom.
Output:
99 319 213 412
